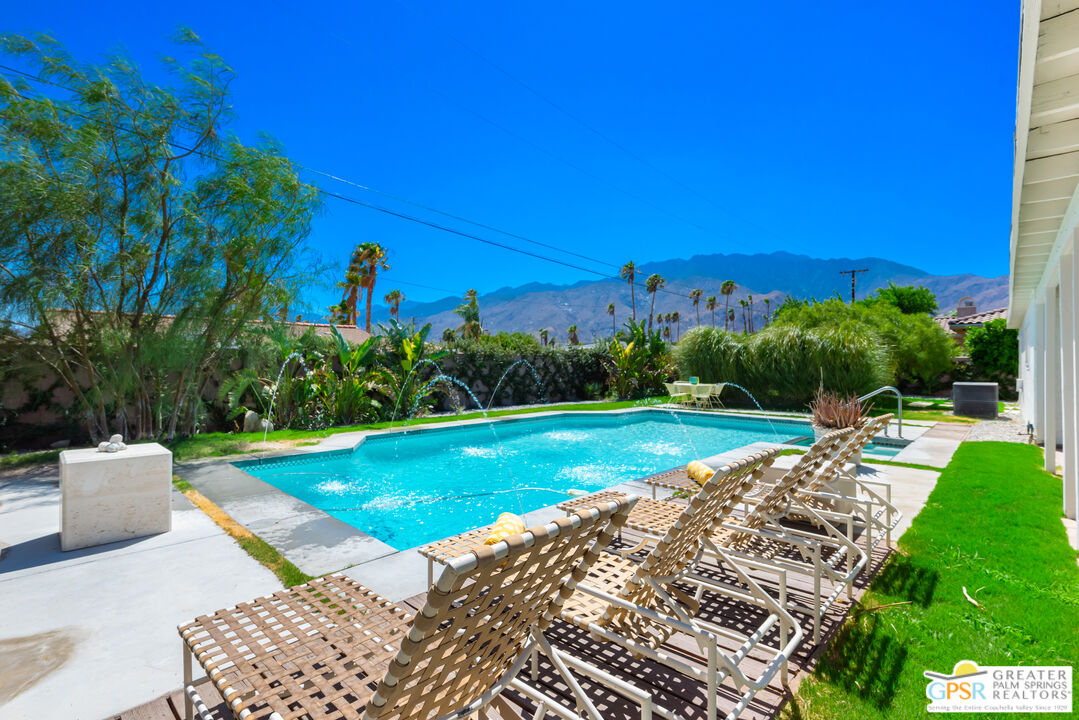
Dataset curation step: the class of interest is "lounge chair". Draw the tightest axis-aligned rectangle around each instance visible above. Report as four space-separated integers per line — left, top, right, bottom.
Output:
178 496 639 720
794 414 903 554
557 448 803 720
560 429 866 643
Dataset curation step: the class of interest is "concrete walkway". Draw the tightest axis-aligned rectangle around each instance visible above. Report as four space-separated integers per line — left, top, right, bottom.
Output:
0 470 280 720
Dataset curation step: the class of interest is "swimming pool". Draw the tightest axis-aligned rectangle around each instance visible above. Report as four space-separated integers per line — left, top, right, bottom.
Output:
237 410 808 550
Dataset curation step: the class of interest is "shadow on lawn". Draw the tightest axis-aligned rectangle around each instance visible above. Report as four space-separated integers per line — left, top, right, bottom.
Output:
871 553 939 607
816 613 908 709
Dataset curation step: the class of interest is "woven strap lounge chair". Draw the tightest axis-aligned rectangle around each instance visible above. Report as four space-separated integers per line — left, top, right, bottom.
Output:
794 414 903 555
178 496 639 720
558 448 803 720
560 429 866 644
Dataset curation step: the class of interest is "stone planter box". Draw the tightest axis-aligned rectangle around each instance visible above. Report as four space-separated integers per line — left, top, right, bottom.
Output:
59 442 173 551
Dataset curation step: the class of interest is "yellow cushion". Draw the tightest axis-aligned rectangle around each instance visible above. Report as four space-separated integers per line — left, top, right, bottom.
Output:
484 512 526 545
686 460 714 485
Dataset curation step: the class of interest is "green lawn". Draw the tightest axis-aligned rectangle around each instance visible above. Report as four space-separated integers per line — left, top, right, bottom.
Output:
787 442 1079 719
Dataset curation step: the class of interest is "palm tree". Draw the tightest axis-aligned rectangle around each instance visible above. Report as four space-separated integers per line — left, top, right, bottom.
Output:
453 289 482 340
763 298 772 326
645 273 665 332
567 325 580 345
355 243 390 332
705 296 717 327
441 327 456 344
689 289 703 326
720 280 737 331
539 328 549 347
620 261 638 322
607 302 616 336
739 299 748 333
672 310 681 340
662 325 671 340
727 308 735 329
335 248 364 325
384 289 404 320
747 294 754 333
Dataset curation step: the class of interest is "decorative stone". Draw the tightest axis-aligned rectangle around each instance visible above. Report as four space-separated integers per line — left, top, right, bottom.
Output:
59 442 173 551
243 410 261 434
109 434 123 444
258 418 274 434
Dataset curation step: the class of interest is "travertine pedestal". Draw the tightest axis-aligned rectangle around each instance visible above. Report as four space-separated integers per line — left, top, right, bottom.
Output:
59 442 173 551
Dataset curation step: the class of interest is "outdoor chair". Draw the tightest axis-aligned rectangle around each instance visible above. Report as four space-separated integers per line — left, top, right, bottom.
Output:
560 429 867 644
420 449 802 720
663 382 691 407
178 496 645 720
557 448 804 720
793 414 903 555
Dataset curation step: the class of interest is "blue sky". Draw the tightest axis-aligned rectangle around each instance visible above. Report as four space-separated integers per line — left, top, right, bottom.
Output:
5 1 1019 314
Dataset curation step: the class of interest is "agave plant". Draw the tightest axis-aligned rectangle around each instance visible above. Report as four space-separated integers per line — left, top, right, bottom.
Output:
809 390 867 429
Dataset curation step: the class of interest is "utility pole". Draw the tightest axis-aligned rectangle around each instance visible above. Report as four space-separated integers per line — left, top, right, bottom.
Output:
839 268 869 303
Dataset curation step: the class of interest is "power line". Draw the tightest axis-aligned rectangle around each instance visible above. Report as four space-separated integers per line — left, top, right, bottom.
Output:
0 62 698 302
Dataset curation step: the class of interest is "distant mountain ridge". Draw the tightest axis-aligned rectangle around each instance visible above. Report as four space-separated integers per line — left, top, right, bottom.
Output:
371 251 1008 342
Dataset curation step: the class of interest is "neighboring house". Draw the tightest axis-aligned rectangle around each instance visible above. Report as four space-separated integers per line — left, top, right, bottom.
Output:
282 319 372 345
1009 0 1079 538
933 299 1007 343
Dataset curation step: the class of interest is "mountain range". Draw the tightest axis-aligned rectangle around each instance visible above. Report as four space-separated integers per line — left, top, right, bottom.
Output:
369 251 1009 342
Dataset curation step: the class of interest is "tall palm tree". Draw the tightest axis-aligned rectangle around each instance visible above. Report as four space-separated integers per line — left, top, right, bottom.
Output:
441 327 456 344
335 247 364 325
620 261 638 322
662 326 671 340
720 280 737 331
727 308 736 329
539 328 549 347
739 299 748 333
384 289 405 320
567 325 579 345
607 302 616 336
706 296 717 327
747 294 754 333
763 298 772 326
672 310 681 340
351 242 390 332
645 273 665 333
689 289 703 326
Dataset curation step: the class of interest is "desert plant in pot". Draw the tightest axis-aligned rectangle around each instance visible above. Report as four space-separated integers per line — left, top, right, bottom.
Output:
809 391 868 463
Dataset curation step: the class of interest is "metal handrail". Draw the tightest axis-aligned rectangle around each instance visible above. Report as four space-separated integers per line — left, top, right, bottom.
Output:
858 385 903 438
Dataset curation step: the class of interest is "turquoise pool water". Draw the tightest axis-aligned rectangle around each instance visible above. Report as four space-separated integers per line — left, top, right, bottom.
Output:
237 410 808 550
789 435 904 457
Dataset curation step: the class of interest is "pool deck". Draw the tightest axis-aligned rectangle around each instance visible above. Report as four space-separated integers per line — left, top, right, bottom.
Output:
0 410 954 719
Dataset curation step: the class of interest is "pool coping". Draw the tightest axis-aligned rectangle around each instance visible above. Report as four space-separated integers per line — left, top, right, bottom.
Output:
176 408 929 600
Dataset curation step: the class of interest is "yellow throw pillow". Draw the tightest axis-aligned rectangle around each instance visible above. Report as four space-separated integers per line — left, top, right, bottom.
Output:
484 512 526 545
686 460 713 485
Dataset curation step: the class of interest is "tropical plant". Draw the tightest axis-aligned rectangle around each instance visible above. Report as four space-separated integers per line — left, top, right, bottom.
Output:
319 326 387 424
453 289 483 340
378 319 447 418
441 327 456 344
604 320 671 399
720 280 737 331
706 296 717 327
763 298 771 326
672 310 681 340
0 31 322 441
739 299 749 333
539 328 549 347
809 390 867 429
689 289 703 325
567 324 580 345
645 273 665 332
747 294 754 333
620 261 638 322
607 302 616 336
384 289 405 320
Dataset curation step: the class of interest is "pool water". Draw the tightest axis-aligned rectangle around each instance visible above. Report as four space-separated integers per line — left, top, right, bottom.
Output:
789 435 904 457
237 410 807 550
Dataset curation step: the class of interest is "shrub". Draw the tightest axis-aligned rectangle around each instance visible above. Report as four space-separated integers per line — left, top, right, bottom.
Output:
810 391 867 429
672 324 891 407
966 319 1019 381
